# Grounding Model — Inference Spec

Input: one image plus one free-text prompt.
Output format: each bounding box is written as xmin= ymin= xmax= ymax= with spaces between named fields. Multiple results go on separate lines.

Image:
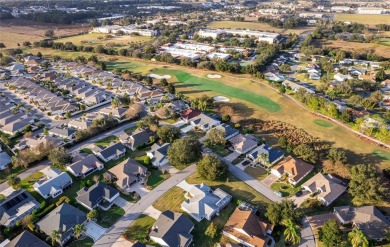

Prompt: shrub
xmin=35 ymin=204 xmax=55 ymax=218
xmin=56 ymin=196 xmax=71 ymax=206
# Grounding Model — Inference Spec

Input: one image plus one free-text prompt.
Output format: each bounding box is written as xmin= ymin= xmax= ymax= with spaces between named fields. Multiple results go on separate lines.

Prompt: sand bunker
xmin=213 ymin=96 xmax=230 ymax=102
xmin=207 ymin=74 xmax=222 ymax=79
xmin=148 ymin=74 xmax=171 ymax=79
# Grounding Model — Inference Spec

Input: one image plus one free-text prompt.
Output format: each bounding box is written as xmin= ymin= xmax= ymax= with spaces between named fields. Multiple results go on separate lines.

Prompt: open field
xmin=57 ymin=33 xmax=151 ymax=48
xmin=314 ymin=119 xmax=333 ymax=128
xmin=314 ymin=39 xmax=390 ymax=59
xmin=334 ymin=14 xmax=390 ymax=26
xmin=207 ymin=21 xmax=313 ymax=34
xmin=28 ymin=49 xmax=390 ymax=171
xmin=0 ymin=19 xmax=89 ymax=49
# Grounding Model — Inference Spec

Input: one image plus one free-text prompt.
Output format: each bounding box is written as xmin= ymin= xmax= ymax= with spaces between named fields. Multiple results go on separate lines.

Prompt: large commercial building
xmin=357 ymin=7 xmax=386 ymax=14
xmin=93 ymin=25 xmax=158 ymax=37
xmin=198 ymin=28 xmax=280 ymax=44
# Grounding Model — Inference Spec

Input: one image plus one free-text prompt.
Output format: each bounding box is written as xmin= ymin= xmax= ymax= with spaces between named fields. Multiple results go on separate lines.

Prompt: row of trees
xmin=22 ymin=10 xmax=99 ymax=24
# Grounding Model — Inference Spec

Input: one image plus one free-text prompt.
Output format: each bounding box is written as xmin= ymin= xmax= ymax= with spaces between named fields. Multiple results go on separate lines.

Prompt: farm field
xmin=0 ymin=19 xmax=89 ymax=49
xmin=56 ymin=33 xmax=151 ymax=48
xmin=207 ymin=20 xmax=313 ymax=34
xmin=28 ymin=48 xmax=390 ymax=171
xmin=314 ymin=39 xmax=390 ymax=59
xmin=334 ymin=14 xmax=390 ymax=26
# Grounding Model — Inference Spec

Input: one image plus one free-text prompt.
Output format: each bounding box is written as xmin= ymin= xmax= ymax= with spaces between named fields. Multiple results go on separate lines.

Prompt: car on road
xmin=274 ymin=191 xmax=283 ymax=197
xmin=295 ymin=190 xmax=303 ymax=197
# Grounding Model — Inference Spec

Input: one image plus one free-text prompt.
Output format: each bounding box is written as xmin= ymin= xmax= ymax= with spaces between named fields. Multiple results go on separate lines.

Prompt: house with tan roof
xmin=271 ymin=156 xmax=314 ymax=186
xmin=222 ymin=208 xmax=273 ymax=247
xmin=104 ymin=158 xmax=147 ymax=190
xmin=334 ymin=206 xmax=390 ymax=241
xmin=66 ymin=154 xmax=104 ymax=178
xmin=229 ymin=134 xmax=258 ymax=154
xmin=302 ymin=173 xmax=346 ymax=206
xmin=68 ymin=119 xmax=92 ymax=130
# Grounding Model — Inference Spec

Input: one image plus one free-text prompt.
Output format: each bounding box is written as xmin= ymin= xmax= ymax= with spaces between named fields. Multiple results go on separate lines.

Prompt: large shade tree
xmin=168 ymin=137 xmax=202 ymax=167
xmin=197 ymin=155 xmax=227 ymax=181
xmin=348 ymin=227 xmax=369 ymax=247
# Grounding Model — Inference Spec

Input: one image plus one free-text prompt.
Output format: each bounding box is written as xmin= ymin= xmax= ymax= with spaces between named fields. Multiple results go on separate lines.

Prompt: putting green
xmin=373 ymin=149 xmax=390 ymax=161
xmin=155 ymin=69 xmax=281 ymax=112
xmin=314 ymin=119 xmax=333 ymax=128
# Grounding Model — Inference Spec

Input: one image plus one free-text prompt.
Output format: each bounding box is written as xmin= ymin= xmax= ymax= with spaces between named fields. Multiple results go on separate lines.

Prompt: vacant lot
xmin=207 ymin=21 xmax=313 ymax=34
xmin=335 ymin=14 xmax=390 ymax=26
xmin=57 ymin=33 xmax=151 ymax=48
xmin=314 ymin=39 xmax=390 ymax=59
xmin=0 ymin=19 xmax=88 ymax=48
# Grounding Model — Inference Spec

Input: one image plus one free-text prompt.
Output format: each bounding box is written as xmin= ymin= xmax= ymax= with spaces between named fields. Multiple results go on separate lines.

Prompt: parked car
xmin=242 ymin=160 xmax=250 ymax=166
xmin=295 ymin=190 xmax=303 ymax=197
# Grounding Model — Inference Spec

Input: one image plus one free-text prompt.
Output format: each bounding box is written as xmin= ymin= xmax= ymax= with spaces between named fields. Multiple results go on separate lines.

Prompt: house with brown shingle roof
xmin=334 ymin=206 xmax=390 ymax=241
xmin=302 ymin=173 xmax=346 ymax=206
xmin=222 ymin=208 xmax=273 ymax=247
xmin=271 ymin=156 xmax=314 ymax=186
xmin=104 ymin=158 xmax=147 ymax=190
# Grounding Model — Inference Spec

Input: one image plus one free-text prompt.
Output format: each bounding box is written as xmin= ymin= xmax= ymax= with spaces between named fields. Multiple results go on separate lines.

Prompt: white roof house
xmin=33 ymin=168 xmax=73 ymax=199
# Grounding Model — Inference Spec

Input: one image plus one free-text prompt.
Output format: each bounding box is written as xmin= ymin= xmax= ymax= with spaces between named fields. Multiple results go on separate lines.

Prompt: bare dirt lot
xmin=314 ymin=39 xmax=390 ymax=59
xmin=0 ymin=19 xmax=89 ymax=48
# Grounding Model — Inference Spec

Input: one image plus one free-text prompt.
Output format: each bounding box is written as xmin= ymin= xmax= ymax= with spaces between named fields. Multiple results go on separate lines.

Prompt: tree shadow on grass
xmin=214 ymin=102 xmax=255 ymax=119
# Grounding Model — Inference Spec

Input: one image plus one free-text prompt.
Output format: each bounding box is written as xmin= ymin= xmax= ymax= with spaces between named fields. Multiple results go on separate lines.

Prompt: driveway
xmin=144 ymin=205 xmax=162 ymax=220
xmin=159 ymin=164 xmax=179 ymax=174
xmin=290 ymin=190 xmax=311 ymax=207
xmin=113 ymin=197 xmax=133 ymax=210
xmin=299 ymin=217 xmax=316 ymax=247
xmin=129 ymin=183 xmax=150 ymax=197
xmin=85 ymin=221 xmax=106 ymax=242
xmin=111 ymin=236 xmax=133 ymax=247
xmin=180 ymin=125 xmax=193 ymax=133
xmin=224 ymin=151 xmax=240 ymax=162
xmin=262 ymin=174 xmax=278 ymax=187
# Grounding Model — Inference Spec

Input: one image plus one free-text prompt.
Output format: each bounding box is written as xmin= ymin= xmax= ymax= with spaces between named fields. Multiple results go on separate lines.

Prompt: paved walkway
xmin=262 ymin=174 xmax=278 ymax=187
xmin=299 ymin=217 xmax=316 ymax=247
xmin=93 ymin=164 xmax=196 ymax=247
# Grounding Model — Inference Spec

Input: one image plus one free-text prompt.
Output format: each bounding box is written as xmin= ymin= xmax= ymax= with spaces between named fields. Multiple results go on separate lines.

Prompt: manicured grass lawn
xmin=97 ymin=206 xmax=125 ymax=228
xmin=80 ymin=148 xmax=93 ymax=154
xmin=244 ymin=167 xmax=269 ymax=181
xmin=314 ymin=119 xmax=333 ymax=128
xmin=124 ymin=126 xmax=137 ymax=134
xmin=147 ymin=170 xmax=171 ymax=188
xmin=153 ymin=171 xmax=271 ymax=247
xmin=20 ymin=172 xmax=43 ymax=190
xmin=124 ymin=214 xmax=156 ymax=245
xmin=271 ymin=182 xmax=301 ymax=198
xmin=94 ymin=135 xmax=119 ymax=147
xmin=154 ymin=69 xmax=281 ymax=112
xmin=68 ymin=237 xmax=94 ymax=247
xmin=204 ymin=143 xmax=230 ymax=157
xmin=373 ymin=149 xmax=390 ymax=161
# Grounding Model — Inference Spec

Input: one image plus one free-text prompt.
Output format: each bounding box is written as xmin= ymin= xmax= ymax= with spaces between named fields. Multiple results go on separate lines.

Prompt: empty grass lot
xmin=244 ymin=167 xmax=269 ymax=181
xmin=94 ymin=135 xmax=119 ymax=147
xmin=124 ymin=214 xmax=156 ymax=245
xmin=334 ymin=14 xmax=390 ymax=26
xmin=97 ymin=206 xmax=125 ymax=228
xmin=154 ymin=69 xmax=281 ymax=112
xmin=314 ymin=119 xmax=333 ymax=128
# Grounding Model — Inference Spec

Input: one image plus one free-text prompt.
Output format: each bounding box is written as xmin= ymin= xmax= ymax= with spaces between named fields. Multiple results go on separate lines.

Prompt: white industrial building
xmin=206 ymin=52 xmax=231 ymax=60
xmin=92 ymin=25 xmax=157 ymax=37
xmin=331 ymin=6 xmax=351 ymax=12
xmin=357 ymin=7 xmax=386 ymax=14
xmin=198 ymin=28 xmax=279 ymax=44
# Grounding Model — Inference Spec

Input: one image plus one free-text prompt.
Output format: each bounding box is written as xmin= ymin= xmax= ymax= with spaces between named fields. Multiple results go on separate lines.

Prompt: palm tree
xmin=73 ymin=224 xmax=85 ymax=240
xmin=51 ymin=230 xmax=61 ymax=246
xmin=348 ymin=227 xmax=369 ymax=247
xmin=87 ymin=210 xmax=98 ymax=221
xmin=283 ymin=219 xmax=301 ymax=245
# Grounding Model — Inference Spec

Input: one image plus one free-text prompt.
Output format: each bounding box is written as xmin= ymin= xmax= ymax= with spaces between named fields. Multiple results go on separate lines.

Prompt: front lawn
xmin=123 ymin=214 xmax=156 ymax=245
xmin=94 ymin=135 xmax=119 ymax=147
xmin=124 ymin=126 xmax=137 ymax=134
xmin=147 ymin=170 xmax=170 ymax=188
xmin=20 ymin=172 xmax=43 ymax=190
xmin=204 ymin=143 xmax=230 ymax=157
xmin=270 ymin=182 xmax=301 ymax=197
xmin=153 ymin=186 xmax=185 ymax=213
xmin=244 ymin=167 xmax=269 ymax=181
xmin=68 ymin=237 xmax=94 ymax=247
xmin=79 ymin=148 xmax=93 ymax=154
xmin=97 ymin=206 xmax=125 ymax=228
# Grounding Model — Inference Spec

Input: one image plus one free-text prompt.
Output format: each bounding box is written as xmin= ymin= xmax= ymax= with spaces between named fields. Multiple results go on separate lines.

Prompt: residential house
xmin=14 ymin=135 xmax=63 ymax=151
xmin=302 ymin=173 xmax=347 ymax=206
xmin=92 ymin=142 xmax=126 ymax=163
xmin=0 ymin=152 xmax=12 ymax=170
xmin=49 ymin=127 xmax=77 ymax=139
xmin=68 ymin=119 xmax=92 ymax=130
xmin=229 ymin=134 xmax=258 ymax=154
xmin=334 ymin=206 xmax=390 ymax=241
xmin=33 ymin=168 xmax=73 ymax=199
xmin=1 ymin=119 xmax=32 ymax=136
xmin=223 ymin=208 xmax=273 ymax=247
xmin=246 ymin=144 xmax=284 ymax=168
xmin=99 ymin=106 xmax=127 ymax=119
xmin=190 ymin=113 xmax=221 ymax=131
xmin=181 ymin=108 xmax=201 ymax=123
xmin=146 ymin=143 xmax=170 ymax=167
xmin=271 ymin=156 xmax=314 ymax=186
xmin=119 ymin=128 xmax=153 ymax=151
xmin=76 ymin=182 xmax=119 ymax=211
xmin=282 ymin=80 xmax=315 ymax=94
xmin=36 ymin=203 xmax=87 ymax=246
xmin=150 ymin=210 xmax=194 ymax=247
xmin=0 ymin=190 xmax=40 ymax=227
xmin=334 ymin=73 xmax=352 ymax=82
xmin=180 ymin=183 xmax=232 ymax=222
xmin=104 ymin=158 xmax=147 ymax=190
xmin=0 ymin=112 xmax=26 ymax=127
xmin=3 ymin=230 xmax=50 ymax=247
xmin=264 ymin=72 xmax=284 ymax=82
xmin=66 ymin=154 xmax=104 ymax=178
xmin=215 ymin=123 xmax=239 ymax=140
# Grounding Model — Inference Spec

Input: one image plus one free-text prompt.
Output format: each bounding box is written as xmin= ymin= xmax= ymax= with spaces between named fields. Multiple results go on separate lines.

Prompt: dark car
xmin=295 ymin=190 xmax=303 ymax=197
xmin=242 ymin=160 xmax=251 ymax=166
